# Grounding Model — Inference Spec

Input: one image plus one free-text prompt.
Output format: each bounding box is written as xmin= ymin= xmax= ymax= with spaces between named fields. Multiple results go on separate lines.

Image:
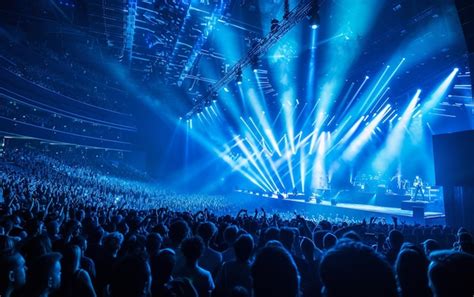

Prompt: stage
xmin=235 ymin=190 xmax=445 ymax=225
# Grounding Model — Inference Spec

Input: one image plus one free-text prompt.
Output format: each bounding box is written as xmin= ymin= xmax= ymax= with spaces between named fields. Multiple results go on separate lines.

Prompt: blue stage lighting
xmin=342 ymin=104 xmax=391 ymax=162
xmin=371 ymin=89 xmax=421 ymax=172
xmin=236 ymin=67 xmax=243 ymax=84
xmin=421 ymin=68 xmax=459 ymax=114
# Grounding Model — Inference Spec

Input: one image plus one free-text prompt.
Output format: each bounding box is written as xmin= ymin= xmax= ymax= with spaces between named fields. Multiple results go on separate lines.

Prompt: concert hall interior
xmin=1 ymin=1 xmax=474 ymax=297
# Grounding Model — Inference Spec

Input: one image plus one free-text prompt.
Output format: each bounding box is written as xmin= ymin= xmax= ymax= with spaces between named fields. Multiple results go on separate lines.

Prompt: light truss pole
xmin=185 ymin=0 xmax=316 ymax=119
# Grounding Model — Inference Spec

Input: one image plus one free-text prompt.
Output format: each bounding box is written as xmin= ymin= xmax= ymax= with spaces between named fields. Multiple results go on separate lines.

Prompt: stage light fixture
xmin=211 ymin=91 xmax=218 ymax=102
xmin=251 ymin=56 xmax=259 ymax=73
xmin=308 ymin=0 xmax=320 ymax=29
xmin=271 ymin=19 xmax=280 ymax=32
xmin=236 ymin=67 xmax=243 ymax=84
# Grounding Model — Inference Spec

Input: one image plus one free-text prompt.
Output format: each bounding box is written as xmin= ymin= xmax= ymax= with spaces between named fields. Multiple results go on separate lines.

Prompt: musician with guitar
xmin=412 ymin=175 xmax=425 ymax=201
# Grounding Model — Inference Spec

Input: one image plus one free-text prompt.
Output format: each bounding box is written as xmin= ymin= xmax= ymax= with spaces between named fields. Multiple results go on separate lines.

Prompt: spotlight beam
xmin=245 ymin=137 xmax=281 ymax=192
xmin=340 ymin=76 xmax=369 ymax=120
xmin=358 ymin=66 xmax=390 ymax=114
xmin=342 ymin=104 xmax=391 ymax=162
xmin=371 ymin=90 xmax=421 ymax=171
xmin=360 ymin=58 xmax=405 ymax=115
xmin=235 ymin=137 xmax=276 ymax=192
xmin=422 ymin=68 xmax=459 ymax=113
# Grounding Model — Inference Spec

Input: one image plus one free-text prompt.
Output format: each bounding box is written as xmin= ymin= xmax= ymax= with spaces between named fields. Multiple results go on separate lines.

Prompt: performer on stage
xmin=412 ymin=175 xmax=425 ymax=201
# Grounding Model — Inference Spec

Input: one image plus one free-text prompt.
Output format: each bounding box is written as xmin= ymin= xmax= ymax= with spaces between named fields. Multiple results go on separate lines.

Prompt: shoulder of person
xmin=76 ymin=268 xmax=92 ymax=282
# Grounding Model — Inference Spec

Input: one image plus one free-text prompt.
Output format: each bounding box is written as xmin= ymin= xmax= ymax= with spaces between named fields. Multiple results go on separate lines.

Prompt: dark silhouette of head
xmin=323 ymin=233 xmax=337 ymax=250
xmin=146 ymin=233 xmax=162 ymax=257
xmin=61 ymin=244 xmax=81 ymax=274
xmin=342 ymin=230 xmax=361 ymax=242
xmin=110 ymin=255 xmax=151 ymax=297
xmin=169 ymin=220 xmax=189 ymax=247
xmin=0 ymin=235 xmax=15 ymax=257
xmin=87 ymin=226 xmax=104 ymax=245
xmin=300 ymin=237 xmax=316 ymax=261
xmin=313 ymin=230 xmax=329 ymax=249
xmin=70 ymin=236 xmax=87 ymax=255
xmin=223 ymin=225 xmax=239 ymax=246
xmin=263 ymin=227 xmax=280 ymax=245
xmin=25 ymin=234 xmax=52 ymax=263
xmin=0 ymin=253 xmax=27 ymax=295
xmin=457 ymin=232 xmax=474 ymax=255
xmin=396 ymin=248 xmax=431 ymax=297
xmin=181 ymin=236 xmax=204 ymax=266
xmin=197 ymin=222 xmax=217 ymax=246
xmin=151 ymin=248 xmax=175 ymax=285
xmin=388 ymin=229 xmax=404 ymax=250
xmin=25 ymin=219 xmax=44 ymax=237
xmin=251 ymin=245 xmax=299 ymax=297
xmin=429 ymin=250 xmax=474 ymax=297
xmin=234 ymin=234 xmax=254 ymax=262
xmin=103 ymin=232 xmax=123 ymax=256
xmin=25 ymin=252 xmax=62 ymax=296
xmin=46 ymin=220 xmax=60 ymax=237
xmin=280 ymin=227 xmax=296 ymax=252
xmin=422 ymin=239 xmax=440 ymax=257
xmin=320 ymin=239 xmax=398 ymax=297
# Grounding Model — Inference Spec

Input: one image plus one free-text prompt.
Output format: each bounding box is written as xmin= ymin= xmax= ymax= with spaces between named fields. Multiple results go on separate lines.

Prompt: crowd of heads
xmin=1 ymin=148 xmax=474 ymax=297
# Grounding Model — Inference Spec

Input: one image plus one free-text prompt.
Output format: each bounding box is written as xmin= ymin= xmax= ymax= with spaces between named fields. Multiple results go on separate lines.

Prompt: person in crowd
xmin=174 ymin=236 xmax=214 ymax=297
xmin=385 ymin=229 xmax=405 ymax=265
xmin=95 ymin=232 xmax=123 ymax=296
xmin=422 ymin=239 xmax=441 ymax=257
xmin=22 ymin=252 xmax=62 ymax=297
xmin=299 ymin=237 xmax=322 ymax=297
xmin=428 ymin=250 xmax=474 ymax=297
xmin=57 ymin=244 xmax=96 ymax=297
xmin=320 ymin=239 xmax=398 ymax=297
xmin=261 ymin=227 xmax=280 ymax=247
xmin=279 ymin=227 xmax=296 ymax=253
xmin=109 ymin=255 xmax=151 ymax=297
xmin=322 ymin=233 xmax=337 ymax=250
xmin=396 ymin=248 xmax=432 ymax=297
xmin=0 ymin=253 xmax=27 ymax=297
xmin=197 ymin=222 xmax=222 ymax=277
xmin=215 ymin=234 xmax=253 ymax=296
xmin=85 ymin=226 xmax=104 ymax=265
xmin=169 ymin=220 xmax=190 ymax=274
xmin=251 ymin=245 xmax=299 ymax=297
xmin=342 ymin=230 xmax=361 ymax=242
xmin=146 ymin=233 xmax=162 ymax=259
xmin=150 ymin=248 xmax=175 ymax=297
xmin=455 ymin=232 xmax=474 ymax=255
xmin=0 ymin=235 xmax=16 ymax=257
xmin=70 ymin=235 xmax=96 ymax=280
xmin=312 ymin=230 xmax=329 ymax=250
xmin=221 ymin=225 xmax=239 ymax=263
xmin=46 ymin=221 xmax=62 ymax=247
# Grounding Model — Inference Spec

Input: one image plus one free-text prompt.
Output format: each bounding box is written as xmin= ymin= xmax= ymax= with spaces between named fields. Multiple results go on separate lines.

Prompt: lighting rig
xmin=184 ymin=0 xmax=319 ymax=120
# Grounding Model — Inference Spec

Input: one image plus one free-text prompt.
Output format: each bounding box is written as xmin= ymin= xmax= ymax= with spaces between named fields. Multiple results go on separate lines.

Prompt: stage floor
xmin=236 ymin=191 xmax=445 ymax=224
xmin=294 ymin=199 xmax=444 ymax=218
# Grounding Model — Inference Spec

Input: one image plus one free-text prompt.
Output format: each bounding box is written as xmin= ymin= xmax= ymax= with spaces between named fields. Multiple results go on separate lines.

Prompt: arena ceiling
xmin=0 ymin=0 xmax=469 ymax=115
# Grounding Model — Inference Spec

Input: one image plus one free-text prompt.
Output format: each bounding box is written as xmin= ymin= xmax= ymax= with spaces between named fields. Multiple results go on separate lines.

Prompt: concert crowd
xmin=1 ymin=147 xmax=474 ymax=297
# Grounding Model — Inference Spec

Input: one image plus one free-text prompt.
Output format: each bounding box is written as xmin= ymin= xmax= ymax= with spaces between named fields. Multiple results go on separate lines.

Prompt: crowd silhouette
xmin=1 ymin=147 xmax=474 ymax=297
